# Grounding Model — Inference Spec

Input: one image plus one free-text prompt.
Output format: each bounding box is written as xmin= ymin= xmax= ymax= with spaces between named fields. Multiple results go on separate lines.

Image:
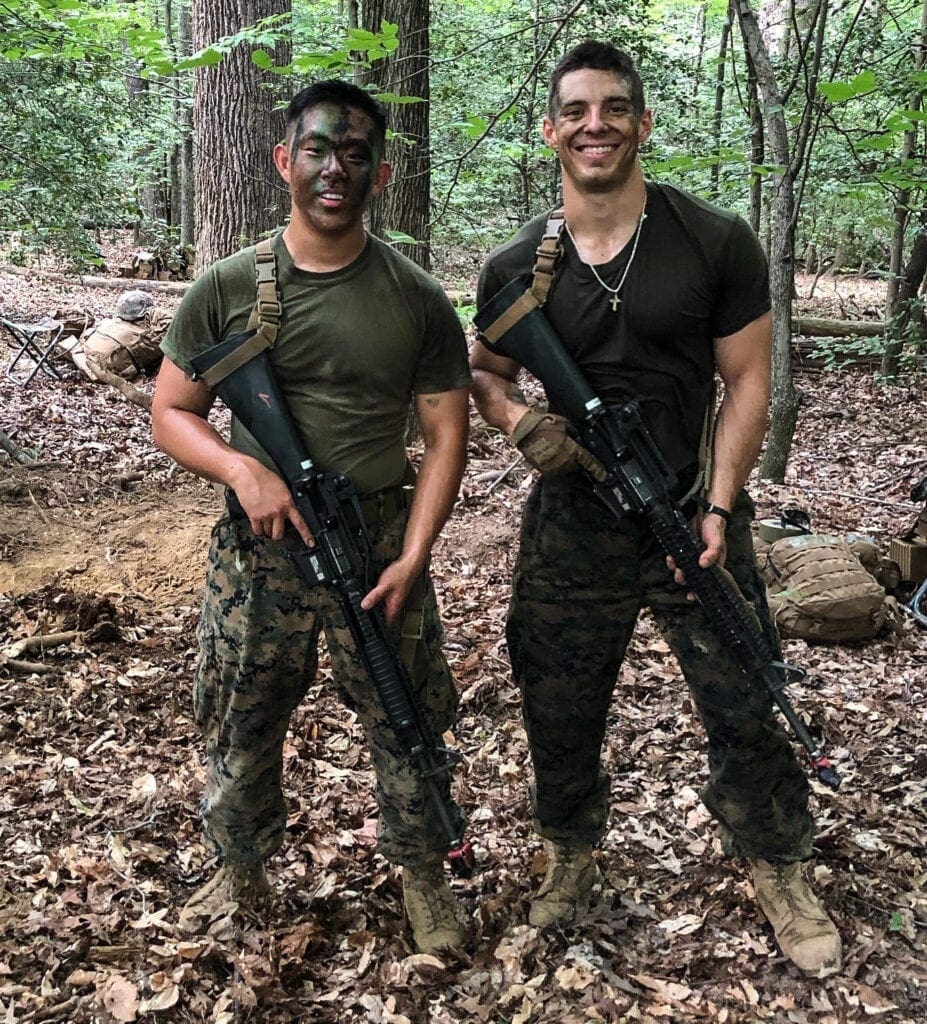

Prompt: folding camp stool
xmin=2 ymin=316 xmax=66 ymax=385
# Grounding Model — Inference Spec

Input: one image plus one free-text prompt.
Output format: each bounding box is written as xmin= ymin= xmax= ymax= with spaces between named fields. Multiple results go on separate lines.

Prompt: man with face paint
xmin=470 ymin=41 xmax=842 ymax=975
xmin=152 ymin=80 xmax=471 ymax=954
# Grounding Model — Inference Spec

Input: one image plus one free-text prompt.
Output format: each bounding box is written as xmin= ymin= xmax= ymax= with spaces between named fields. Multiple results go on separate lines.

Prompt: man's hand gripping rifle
xmin=475 ymin=278 xmax=840 ymax=791
xmin=190 ymin=330 xmax=476 ymax=877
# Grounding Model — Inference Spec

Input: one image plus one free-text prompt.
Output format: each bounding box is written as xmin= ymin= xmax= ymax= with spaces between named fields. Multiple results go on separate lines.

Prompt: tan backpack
xmin=81 ymin=309 xmax=171 ymax=380
xmin=758 ymin=534 xmax=888 ymax=643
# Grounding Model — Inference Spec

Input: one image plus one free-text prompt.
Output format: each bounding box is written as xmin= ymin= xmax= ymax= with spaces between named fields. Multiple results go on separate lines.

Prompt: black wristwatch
xmin=702 ymin=501 xmax=731 ymax=523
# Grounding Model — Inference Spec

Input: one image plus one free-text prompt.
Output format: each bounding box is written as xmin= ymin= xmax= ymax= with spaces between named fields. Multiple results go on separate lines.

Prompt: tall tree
xmin=735 ymin=0 xmax=827 ymax=481
xmin=882 ymin=0 xmax=927 ymax=379
xmin=362 ymin=0 xmax=431 ymax=270
xmin=192 ymin=0 xmax=291 ymax=270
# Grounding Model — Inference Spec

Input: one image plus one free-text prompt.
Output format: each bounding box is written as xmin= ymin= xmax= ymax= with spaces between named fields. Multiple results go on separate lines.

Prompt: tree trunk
xmin=125 ymin=68 xmax=158 ymax=246
xmin=736 ymin=0 xmax=800 ymax=482
xmin=882 ymin=0 xmax=927 ymax=379
xmin=743 ymin=45 xmax=764 ymax=236
xmin=178 ymin=1 xmax=195 ymax=248
xmin=710 ymin=7 xmax=732 ymax=201
xmin=882 ymin=218 xmax=927 ymax=374
xmin=361 ymin=0 xmax=432 ymax=270
xmin=192 ymin=0 xmax=292 ymax=271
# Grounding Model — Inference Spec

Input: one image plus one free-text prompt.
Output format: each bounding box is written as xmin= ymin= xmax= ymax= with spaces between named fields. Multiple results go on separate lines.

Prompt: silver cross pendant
xmin=610 ymin=293 xmax=622 ymax=311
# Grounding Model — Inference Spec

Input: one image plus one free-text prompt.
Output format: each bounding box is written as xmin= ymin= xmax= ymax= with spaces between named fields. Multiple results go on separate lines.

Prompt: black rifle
xmin=190 ymin=330 xmax=475 ymax=876
xmin=476 ymin=278 xmax=840 ymax=790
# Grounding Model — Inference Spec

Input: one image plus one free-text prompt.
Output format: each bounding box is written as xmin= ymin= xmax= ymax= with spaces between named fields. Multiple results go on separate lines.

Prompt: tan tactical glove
xmin=510 ymin=408 xmax=606 ymax=480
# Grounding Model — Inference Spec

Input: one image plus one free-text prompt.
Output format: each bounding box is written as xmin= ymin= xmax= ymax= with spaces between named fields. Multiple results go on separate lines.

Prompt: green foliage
xmin=1 ymin=0 xmax=926 ymax=280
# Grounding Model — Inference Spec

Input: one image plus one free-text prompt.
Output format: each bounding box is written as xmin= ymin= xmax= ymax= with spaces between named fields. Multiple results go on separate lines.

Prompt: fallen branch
xmin=22 ymin=995 xmax=83 ymax=1023
xmin=0 ymin=425 xmax=37 ymax=465
xmin=3 ymin=658 xmax=59 ymax=674
xmin=486 ymin=454 xmax=525 ymax=495
xmin=763 ymin=483 xmax=920 ymax=510
xmin=3 ymin=630 xmax=80 ymax=659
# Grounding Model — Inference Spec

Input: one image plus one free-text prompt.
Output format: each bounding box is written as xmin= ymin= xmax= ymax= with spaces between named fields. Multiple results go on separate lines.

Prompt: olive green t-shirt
xmin=477 ymin=182 xmax=770 ymax=477
xmin=162 ymin=233 xmax=471 ymax=495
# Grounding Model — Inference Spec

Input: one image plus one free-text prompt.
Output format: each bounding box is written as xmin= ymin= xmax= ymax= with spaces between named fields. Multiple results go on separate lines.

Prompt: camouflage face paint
xmin=285 ymin=102 xmax=384 ymax=236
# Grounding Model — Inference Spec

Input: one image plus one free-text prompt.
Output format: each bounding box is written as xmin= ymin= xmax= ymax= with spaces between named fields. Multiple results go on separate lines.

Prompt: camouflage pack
xmin=758 ymin=534 xmax=888 ymax=643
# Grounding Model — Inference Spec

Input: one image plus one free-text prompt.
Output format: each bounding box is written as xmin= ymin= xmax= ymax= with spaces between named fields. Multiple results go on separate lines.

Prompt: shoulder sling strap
xmin=479 ymin=209 xmax=565 ymax=345
xmin=196 ymin=237 xmax=283 ymax=389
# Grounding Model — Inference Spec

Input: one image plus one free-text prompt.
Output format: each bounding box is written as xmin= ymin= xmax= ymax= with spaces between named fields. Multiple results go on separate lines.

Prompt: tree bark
xmin=361 ymin=0 xmax=432 ymax=270
xmin=710 ymin=7 xmax=732 ymax=201
xmin=178 ymin=1 xmax=196 ymax=248
xmin=882 ymin=0 xmax=927 ymax=379
xmin=192 ymin=0 xmax=292 ymax=271
xmin=736 ymin=0 xmax=801 ymax=482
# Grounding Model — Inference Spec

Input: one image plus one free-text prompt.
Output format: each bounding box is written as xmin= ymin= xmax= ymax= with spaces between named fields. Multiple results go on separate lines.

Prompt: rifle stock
xmin=475 ymin=288 xmax=841 ymax=790
xmin=190 ymin=331 xmax=475 ymax=875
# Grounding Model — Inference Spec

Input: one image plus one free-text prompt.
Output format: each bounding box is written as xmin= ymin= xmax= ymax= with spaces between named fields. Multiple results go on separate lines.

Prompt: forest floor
xmin=0 ymin=253 xmax=926 ymax=1024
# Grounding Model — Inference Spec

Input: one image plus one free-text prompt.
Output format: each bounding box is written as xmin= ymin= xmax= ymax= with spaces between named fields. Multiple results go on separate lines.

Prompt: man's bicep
xmin=714 ymin=311 xmax=772 ymax=390
xmin=414 ymin=386 xmax=469 ymax=446
xmin=152 ymin=356 xmax=215 ymax=420
xmin=469 ymin=338 xmax=521 ymax=380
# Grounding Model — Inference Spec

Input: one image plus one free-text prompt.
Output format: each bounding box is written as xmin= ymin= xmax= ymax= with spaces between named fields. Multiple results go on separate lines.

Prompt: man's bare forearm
xmin=153 ymin=406 xmax=256 ymax=489
xmin=707 ymin=386 xmax=768 ymax=511
xmin=471 ymin=368 xmax=529 ymax=436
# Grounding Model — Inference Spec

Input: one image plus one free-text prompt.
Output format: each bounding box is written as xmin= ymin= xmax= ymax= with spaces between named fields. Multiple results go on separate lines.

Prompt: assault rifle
xmin=475 ymin=278 xmax=840 ymax=790
xmin=190 ymin=330 xmax=476 ymax=876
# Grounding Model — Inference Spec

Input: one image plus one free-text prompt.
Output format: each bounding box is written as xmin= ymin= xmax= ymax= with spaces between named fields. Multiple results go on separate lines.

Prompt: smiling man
xmin=470 ymin=41 xmax=842 ymax=974
xmin=152 ymin=80 xmax=471 ymax=954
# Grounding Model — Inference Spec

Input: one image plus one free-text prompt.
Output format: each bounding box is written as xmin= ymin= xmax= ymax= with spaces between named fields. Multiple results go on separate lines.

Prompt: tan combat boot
xmin=751 ymin=859 xmax=842 ymax=974
xmin=177 ymin=861 xmax=272 ymax=933
xmin=529 ymin=842 xmax=602 ymax=929
xmin=402 ymin=861 xmax=466 ymax=955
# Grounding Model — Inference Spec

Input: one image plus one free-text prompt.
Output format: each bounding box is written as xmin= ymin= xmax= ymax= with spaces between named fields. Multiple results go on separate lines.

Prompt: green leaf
xmin=889 ymin=911 xmax=905 ymax=932
xmin=385 ymin=230 xmax=420 ymax=245
xmin=819 ymin=81 xmax=855 ymax=102
xmin=452 ymin=114 xmax=488 ymax=139
xmin=819 ymin=70 xmax=877 ymax=103
xmin=251 ymin=49 xmax=273 ymax=69
xmin=750 ymin=162 xmax=787 ymax=176
xmin=373 ymin=92 xmax=425 ymax=105
xmin=857 ymin=133 xmax=896 ymax=152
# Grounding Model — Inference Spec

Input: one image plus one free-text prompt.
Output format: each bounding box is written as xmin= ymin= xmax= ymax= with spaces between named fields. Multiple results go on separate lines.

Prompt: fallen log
xmin=0 ymin=264 xmax=191 ymax=295
xmin=793 ymin=315 xmax=886 ymax=337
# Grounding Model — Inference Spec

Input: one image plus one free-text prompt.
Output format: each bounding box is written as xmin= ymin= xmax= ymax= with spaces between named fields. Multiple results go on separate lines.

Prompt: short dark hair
xmin=285 ymin=79 xmax=388 ymax=149
xmin=548 ymin=40 xmax=645 ymax=119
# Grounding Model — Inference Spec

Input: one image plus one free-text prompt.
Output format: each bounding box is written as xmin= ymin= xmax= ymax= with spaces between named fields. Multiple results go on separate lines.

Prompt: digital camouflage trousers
xmin=192 ymin=507 xmax=462 ymax=867
xmin=507 ymin=475 xmax=814 ymax=864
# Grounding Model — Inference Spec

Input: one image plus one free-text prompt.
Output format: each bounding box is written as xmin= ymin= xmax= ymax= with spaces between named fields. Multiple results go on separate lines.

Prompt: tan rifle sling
xmin=196 ymin=237 xmax=282 ymax=389
xmin=478 ymin=208 xmax=564 ymax=346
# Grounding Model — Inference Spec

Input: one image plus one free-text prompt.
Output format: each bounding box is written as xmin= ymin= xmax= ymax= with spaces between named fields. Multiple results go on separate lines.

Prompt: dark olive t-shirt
xmin=163 ymin=232 xmax=471 ymax=495
xmin=477 ymin=182 xmax=770 ymax=475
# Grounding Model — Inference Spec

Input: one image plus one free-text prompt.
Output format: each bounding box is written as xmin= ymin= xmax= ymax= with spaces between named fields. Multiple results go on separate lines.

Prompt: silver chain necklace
xmin=564 ymin=204 xmax=647 ymax=311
